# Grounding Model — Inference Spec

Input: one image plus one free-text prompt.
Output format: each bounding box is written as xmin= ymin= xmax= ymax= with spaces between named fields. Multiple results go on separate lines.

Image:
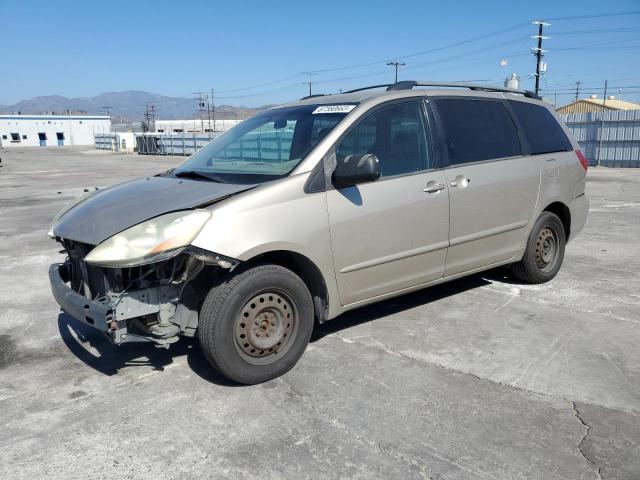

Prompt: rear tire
xmin=198 ymin=264 xmax=314 ymax=385
xmin=512 ymin=212 xmax=566 ymax=284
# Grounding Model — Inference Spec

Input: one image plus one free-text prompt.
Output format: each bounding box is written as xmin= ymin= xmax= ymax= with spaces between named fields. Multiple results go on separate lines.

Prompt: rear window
xmin=508 ymin=101 xmax=572 ymax=155
xmin=434 ymin=98 xmax=521 ymax=165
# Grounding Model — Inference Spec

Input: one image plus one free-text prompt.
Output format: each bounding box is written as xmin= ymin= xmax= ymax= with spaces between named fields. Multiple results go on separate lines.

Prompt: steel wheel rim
xmin=535 ymin=226 xmax=558 ymax=273
xmin=234 ymin=290 xmax=298 ymax=365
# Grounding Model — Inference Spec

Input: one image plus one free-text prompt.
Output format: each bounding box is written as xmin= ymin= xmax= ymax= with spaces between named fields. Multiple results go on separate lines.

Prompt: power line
xmin=546 ymin=10 xmax=640 ymax=21
xmin=177 ymin=12 xmax=640 ymax=100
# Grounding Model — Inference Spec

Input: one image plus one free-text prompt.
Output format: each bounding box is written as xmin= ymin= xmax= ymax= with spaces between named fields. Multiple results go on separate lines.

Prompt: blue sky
xmin=2 ymin=0 xmax=639 ymax=107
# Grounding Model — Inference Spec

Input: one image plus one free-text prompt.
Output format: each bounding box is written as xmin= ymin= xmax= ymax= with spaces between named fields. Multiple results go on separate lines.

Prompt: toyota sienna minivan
xmin=49 ymin=81 xmax=589 ymax=384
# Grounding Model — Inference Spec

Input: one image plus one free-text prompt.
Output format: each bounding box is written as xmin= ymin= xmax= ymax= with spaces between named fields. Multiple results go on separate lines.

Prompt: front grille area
xmin=61 ymin=239 xmax=189 ymax=300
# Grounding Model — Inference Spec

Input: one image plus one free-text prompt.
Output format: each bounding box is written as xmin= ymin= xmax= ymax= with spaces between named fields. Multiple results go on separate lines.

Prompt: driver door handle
xmin=423 ymin=183 xmax=446 ymax=193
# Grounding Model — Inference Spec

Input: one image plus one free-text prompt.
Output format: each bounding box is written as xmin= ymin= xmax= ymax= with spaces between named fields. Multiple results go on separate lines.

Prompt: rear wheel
xmin=198 ymin=264 xmax=314 ymax=385
xmin=512 ymin=212 xmax=566 ymax=284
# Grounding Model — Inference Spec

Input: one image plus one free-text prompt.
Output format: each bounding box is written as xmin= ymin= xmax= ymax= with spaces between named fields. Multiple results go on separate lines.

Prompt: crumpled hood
xmin=53 ymin=176 xmax=254 ymax=245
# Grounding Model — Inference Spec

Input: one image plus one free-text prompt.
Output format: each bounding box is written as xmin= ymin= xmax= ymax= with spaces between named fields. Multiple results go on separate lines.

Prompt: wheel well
xmin=543 ymin=202 xmax=571 ymax=239
xmin=244 ymin=251 xmax=329 ymax=323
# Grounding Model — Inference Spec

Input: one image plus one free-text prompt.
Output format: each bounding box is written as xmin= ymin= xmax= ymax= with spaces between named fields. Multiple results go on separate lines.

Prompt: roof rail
xmin=300 ymin=93 xmax=327 ymax=100
xmin=344 ymin=81 xmax=541 ymax=100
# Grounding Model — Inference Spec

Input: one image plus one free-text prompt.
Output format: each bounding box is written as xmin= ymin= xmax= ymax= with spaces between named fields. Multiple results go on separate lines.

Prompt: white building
xmin=0 ymin=114 xmax=111 ymax=148
xmin=154 ymin=119 xmax=240 ymax=133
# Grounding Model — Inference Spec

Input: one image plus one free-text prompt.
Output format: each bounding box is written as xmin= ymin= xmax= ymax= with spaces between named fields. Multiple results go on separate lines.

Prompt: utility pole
xmin=193 ymin=92 xmax=207 ymax=132
xmin=386 ymin=61 xmax=406 ymax=83
xmin=210 ymin=88 xmax=217 ymax=133
xmin=574 ymin=81 xmax=581 ymax=102
xmin=531 ymin=20 xmax=550 ymax=96
xmin=143 ymin=104 xmax=151 ymax=133
xmin=597 ymin=80 xmax=608 ymax=167
xmin=302 ymin=72 xmax=317 ymax=96
xmin=150 ymin=104 xmax=156 ymax=132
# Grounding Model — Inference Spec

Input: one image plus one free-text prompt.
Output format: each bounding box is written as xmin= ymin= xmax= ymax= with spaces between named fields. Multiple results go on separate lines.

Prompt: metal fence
xmin=560 ymin=110 xmax=640 ymax=168
xmin=136 ymin=133 xmax=222 ymax=155
xmin=95 ymin=133 xmax=120 ymax=151
xmin=134 ymin=131 xmax=297 ymax=159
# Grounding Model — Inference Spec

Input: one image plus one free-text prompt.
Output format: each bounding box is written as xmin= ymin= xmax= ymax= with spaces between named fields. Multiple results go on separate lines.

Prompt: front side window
xmin=336 ymin=102 xmax=431 ymax=177
xmin=175 ymin=105 xmax=349 ymax=184
xmin=10 ymin=133 xmax=20 ymax=142
xmin=508 ymin=100 xmax=572 ymax=155
xmin=435 ymin=98 xmax=521 ymax=165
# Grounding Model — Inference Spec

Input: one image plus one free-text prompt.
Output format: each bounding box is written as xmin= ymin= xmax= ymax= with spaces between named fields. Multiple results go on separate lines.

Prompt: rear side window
xmin=434 ymin=98 xmax=521 ymax=165
xmin=508 ymin=101 xmax=572 ymax=154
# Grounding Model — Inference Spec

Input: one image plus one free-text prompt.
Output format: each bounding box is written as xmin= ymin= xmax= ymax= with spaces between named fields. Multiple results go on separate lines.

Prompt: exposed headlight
xmin=84 ymin=210 xmax=211 ymax=267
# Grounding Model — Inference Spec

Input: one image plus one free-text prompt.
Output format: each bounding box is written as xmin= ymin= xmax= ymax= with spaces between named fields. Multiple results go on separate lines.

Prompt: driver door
xmin=326 ymin=101 xmax=449 ymax=305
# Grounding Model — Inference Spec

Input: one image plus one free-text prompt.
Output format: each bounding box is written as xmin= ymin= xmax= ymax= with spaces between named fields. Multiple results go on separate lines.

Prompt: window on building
xmin=22 ymin=135 xmax=27 ymax=140
xmin=10 ymin=133 xmax=20 ymax=142
xmin=434 ymin=98 xmax=521 ymax=165
xmin=336 ymin=101 xmax=431 ymax=177
xmin=56 ymin=132 xmax=65 ymax=140
xmin=1 ymin=135 xmax=7 ymax=140
xmin=173 ymin=129 xmax=184 ymax=133
xmin=508 ymin=101 xmax=573 ymax=155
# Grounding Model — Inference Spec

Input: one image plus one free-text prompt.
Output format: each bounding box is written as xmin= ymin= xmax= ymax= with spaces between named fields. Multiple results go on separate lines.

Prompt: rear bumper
xmin=569 ymin=194 xmax=589 ymax=241
xmin=49 ymin=262 xmax=174 ymax=344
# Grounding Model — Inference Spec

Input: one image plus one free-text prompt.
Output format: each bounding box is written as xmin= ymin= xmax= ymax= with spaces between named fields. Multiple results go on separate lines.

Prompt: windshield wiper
xmin=174 ymin=170 xmax=224 ymax=182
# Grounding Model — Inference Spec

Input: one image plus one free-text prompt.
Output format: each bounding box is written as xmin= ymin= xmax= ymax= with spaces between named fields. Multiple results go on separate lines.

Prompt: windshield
xmin=173 ymin=104 xmax=353 ymax=184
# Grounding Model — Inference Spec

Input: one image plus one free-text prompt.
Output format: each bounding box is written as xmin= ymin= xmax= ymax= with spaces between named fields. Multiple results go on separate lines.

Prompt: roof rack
xmin=344 ymin=81 xmax=541 ymax=100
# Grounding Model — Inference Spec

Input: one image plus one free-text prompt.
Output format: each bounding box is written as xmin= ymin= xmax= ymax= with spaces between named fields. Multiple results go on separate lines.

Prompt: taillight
xmin=576 ymin=150 xmax=589 ymax=171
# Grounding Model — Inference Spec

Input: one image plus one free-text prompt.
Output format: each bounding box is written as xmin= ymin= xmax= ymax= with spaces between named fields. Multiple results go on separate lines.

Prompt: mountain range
xmin=0 ymin=91 xmax=270 ymax=120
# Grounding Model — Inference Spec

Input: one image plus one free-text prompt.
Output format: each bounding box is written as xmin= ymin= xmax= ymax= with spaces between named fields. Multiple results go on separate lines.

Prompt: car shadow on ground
xmin=58 ymin=269 xmax=507 ymax=386
xmin=57 ymin=312 xmax=238 ymax=386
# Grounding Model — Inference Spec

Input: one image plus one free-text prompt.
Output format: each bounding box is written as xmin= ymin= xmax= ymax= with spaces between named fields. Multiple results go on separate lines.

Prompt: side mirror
xmin=332 ymin=154 xmax=381 ymax=188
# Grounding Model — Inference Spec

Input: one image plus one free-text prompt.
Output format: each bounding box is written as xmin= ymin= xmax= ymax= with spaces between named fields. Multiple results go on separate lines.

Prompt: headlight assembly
xmin=84 ymin=210 xmax=211 ymax=267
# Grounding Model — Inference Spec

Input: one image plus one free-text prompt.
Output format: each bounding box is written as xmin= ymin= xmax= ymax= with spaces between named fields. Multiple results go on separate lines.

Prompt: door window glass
xmin=336 ymin=102 xmax=430 ymax=177
xmin=435 ymin=98 xmax=521 ymax=165
xmin=508 ymin=101 xmax=572 ymax=154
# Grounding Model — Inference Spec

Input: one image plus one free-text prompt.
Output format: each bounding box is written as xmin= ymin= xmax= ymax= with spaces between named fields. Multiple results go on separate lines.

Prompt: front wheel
xmin=512 ymin=212 xmax=566 ymax=284
xmin=198 ymin=264 xmax=314 ymax=385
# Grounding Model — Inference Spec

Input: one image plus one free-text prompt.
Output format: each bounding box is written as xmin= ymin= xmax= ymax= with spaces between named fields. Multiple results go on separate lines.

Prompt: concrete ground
xmin=0 ymin=146 xmax=638 ymax=480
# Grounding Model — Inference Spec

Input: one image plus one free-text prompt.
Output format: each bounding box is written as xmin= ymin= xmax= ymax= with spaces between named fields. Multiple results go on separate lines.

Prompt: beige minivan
xmin=49 ymin=81 xmax=589 ymax=384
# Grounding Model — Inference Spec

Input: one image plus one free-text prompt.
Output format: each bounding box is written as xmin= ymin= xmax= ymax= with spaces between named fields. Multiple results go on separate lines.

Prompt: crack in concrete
xmin=331 ymin=331 xmax=640 ymax=416
xmin=572 ymin=402 xmax=603 ymax=480
xmin=279 ymin=377 xmax=433 ymax=480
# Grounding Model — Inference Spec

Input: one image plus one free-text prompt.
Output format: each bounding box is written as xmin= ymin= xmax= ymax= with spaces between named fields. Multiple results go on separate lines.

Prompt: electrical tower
xmin=531 ymin=20 xmax=550 ymax=96
xmin=101 ymin=106 xmax=112 ymax=117
xmin=575 ymin=81 xmax=582 ymax=102
xmin=386 ymin=61 xmax=406 ymax=83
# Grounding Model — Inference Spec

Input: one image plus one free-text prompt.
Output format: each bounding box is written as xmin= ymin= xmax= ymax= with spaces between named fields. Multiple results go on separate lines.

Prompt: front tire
xmin=198 ymin=264 xmax=314 ymax=385
xmin=512 ymin=212 xmax=566 ymax=284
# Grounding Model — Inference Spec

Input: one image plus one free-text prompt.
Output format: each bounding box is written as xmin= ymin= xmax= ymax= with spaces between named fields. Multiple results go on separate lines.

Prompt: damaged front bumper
xmin=49 ymin=261 xmax=181 ymax=345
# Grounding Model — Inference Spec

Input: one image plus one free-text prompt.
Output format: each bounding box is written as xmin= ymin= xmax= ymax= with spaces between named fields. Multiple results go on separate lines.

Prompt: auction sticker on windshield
xmin=312 ymin=105 xmax=356 ymax=114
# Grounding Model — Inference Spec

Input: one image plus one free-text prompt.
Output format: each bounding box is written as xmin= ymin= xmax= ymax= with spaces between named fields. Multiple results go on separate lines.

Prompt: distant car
xmin=49 ymin=81 xmax=589 ymax=384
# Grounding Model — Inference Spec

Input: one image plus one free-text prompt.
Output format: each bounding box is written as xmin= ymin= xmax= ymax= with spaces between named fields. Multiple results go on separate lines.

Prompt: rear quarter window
xmin=508 ymin=100 xmax=573 ymax=155
xmin=434 ymin=98 xmax=521 ymax=165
